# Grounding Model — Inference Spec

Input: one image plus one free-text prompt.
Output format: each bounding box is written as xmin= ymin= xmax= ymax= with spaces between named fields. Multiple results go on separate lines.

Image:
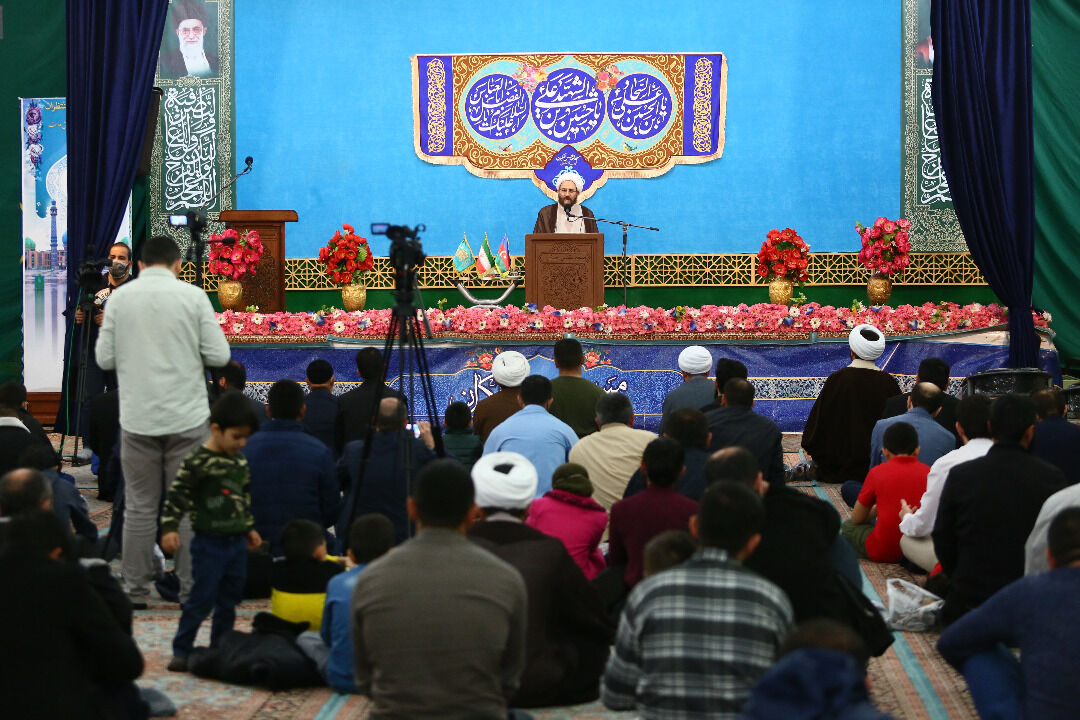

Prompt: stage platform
xmin=231 ymin=327 xmax=1059 ymax=433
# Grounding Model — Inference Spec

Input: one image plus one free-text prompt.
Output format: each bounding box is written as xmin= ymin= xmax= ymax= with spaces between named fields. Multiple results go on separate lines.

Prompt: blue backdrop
xmin=235 ymin=0 xmax=900 ymax=257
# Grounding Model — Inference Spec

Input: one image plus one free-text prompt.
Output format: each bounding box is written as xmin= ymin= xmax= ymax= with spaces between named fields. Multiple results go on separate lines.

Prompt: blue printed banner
xmin=412 ymin=53 xmax=727 ymax=200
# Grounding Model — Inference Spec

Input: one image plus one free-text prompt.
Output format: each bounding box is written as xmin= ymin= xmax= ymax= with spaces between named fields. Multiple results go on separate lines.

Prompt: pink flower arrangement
xmin=595 ymin=64 xmax=626 ymax=91
xmin=856 ymin=216 xmax=911 ymax=276
xmin=208 ymin=228 xmax=263 ymax=281
xmin=217 ymin=302 xmax=1048 ymax=339
xmin=513 ymin=64 xmax=548 ymax=92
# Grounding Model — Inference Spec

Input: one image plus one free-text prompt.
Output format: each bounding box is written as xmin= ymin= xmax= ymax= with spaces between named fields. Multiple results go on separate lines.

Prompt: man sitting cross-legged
xmin=301 ymin=358 xmax=338 ymax=453
xmin=601 ymin=481 xmax=793 ymax=719
xmin=351 ymin=459 xmax=528 ymax=719
xmin=938 ymin=508 xmax=1080 ymax=720
xmin=842 ymin=422 xmax=929 ymax=563
xmin=569 ymin=391 xmax=656 ymax=512
xmin=622 ymin=407 xmax=711 ymax=501
xmin=468 ymin=452 xmax=614 ymax=708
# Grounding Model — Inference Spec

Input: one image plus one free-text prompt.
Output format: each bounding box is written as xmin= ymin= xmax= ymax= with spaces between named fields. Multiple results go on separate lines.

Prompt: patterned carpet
xmin=62 ymin=434 xmax=975 ymax=719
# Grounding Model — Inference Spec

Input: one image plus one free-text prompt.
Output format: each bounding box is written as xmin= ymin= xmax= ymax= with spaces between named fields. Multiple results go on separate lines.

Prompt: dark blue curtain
xmin=57 ymin=0 xmax=168 ymax=433
xmin=931 ymin=0 xmax=1038 ymax=368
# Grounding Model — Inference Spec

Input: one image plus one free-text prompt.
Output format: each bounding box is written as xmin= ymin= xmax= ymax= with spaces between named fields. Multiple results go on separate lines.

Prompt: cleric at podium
xmin=533 ymin=170 xmax=599 ymax=234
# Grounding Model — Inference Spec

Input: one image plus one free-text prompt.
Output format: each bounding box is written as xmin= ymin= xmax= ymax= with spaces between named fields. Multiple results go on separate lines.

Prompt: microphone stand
xmin=185 ymin=160 xmax=253 ymax=288
xmin=566 ymin=208 xmax=659 ymax=307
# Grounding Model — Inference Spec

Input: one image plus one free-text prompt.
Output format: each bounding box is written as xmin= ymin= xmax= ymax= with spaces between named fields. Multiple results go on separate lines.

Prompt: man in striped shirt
xmin=601 ymin=481 xmax=793 ymax=719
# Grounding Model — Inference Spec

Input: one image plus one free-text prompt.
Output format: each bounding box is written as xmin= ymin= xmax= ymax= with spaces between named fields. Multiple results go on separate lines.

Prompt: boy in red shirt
xmin=841 ymin=422 xmax=929 ymax=562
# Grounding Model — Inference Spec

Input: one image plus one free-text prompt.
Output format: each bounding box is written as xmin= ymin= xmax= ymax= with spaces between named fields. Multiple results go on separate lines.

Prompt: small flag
xmin=496 ymin=234 xmax=511 ymax=276
xmin=452 ymin=234 xmax=474 ymax=274
xmin=475 ymin=233 xmax=497 ymax=277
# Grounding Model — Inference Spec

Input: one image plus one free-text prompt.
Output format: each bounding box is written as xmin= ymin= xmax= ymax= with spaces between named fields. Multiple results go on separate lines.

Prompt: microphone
xmin=245 ymin=156 xmax=253 ymax=169
xmin=564 ymin=204 xmax=573 ymax=219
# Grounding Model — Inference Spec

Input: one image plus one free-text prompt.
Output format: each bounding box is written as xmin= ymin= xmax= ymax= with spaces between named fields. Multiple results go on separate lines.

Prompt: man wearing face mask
xmin=72 ymin=242 xmax=133 ymax=459
xmin=159 ymin=0 xmax=220 ymax=79
xmin=533 ymin=169 xmax=600 ymax=234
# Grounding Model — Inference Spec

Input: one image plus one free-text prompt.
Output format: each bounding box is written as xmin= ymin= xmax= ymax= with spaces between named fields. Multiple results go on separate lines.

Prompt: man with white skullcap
xmin=473 ymin=350 xmax=531 ymax=443
xmin=468 ymin=452 xmax=613 ymax=707
xmin=533 ymin=169 xmax=600 ymax=234
xmin=660 ymin=346 xmax=718 ymax=431
xmin=802 ymin=325 xmax=901 ymax=485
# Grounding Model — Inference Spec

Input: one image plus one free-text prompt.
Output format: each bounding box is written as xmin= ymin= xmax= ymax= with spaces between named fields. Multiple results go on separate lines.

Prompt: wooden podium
xmin=524 ymin=233 xmax=605 ymax=310
xmin=219 ymin=210 xmax=297 ymax=313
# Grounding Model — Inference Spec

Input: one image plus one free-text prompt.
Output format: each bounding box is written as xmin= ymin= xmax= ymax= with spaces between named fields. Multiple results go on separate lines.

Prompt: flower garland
xmin=319 ymin=223 xmax=373 ymax=286
xmin=217 ymin=302 xmax=1049 ymax=339
xmin=208 ymin=228 xmax=263 ymax=280
xmin=856 ymin=216 xmax=911 ymax=276
xmin=757 ymin=228 xmax=810 ymax=283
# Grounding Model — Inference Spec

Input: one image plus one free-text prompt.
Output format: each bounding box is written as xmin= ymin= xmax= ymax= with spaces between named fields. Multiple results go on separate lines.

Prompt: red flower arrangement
xmin=319 ymin=223 xmax=374 ymax=286
xmin=756 ymin=228 xmax=810 ymax=282
xmin=856 ymin=217 xmax=912 ymax=276
xmin=208 ymin=228 xmax=263 ymax=281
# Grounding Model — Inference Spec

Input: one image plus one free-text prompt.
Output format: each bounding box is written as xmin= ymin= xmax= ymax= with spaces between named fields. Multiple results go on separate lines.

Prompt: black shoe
xmin=167 ymin=656 xmax=188 ymax=672
xmin=154 ymin=571 xmax=180 ymax=604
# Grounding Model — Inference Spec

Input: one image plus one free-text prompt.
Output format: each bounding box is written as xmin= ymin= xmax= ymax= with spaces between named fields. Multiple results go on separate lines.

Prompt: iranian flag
xmin=475 ymin=234 xmax=497 ymax=277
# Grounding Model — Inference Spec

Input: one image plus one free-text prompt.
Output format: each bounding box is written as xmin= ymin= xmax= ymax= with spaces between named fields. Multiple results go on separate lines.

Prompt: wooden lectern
xmin=219 ymin=210 xmax=298 ymax=313
xmin=524 ymin=233 xmax=605 ymax=309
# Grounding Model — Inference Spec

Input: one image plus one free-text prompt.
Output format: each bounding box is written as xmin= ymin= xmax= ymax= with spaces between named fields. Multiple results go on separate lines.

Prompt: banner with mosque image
xmin=412 ymin=53 xmax=727 ymax=201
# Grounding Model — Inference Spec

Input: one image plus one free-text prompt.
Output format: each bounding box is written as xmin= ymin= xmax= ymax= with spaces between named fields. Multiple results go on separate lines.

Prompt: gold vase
xmin=867 ymin=274 xmax=893 ymax=305
xmin=217 ymin=279 xmax=244 ymax=311
xmin=341 ymin=282 xmax=367 ymax=312
xmin=768 ymin=277 xmax=794 ymax=305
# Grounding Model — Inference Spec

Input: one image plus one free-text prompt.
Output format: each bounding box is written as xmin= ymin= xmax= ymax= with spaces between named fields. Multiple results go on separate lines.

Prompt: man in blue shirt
xmin=844 ymin=382 xmax=956 ymax=507
xmin=483 ymin=375 xmax=577 ymax=496
xmin=302 ymin=359 xmax=339 ymax=454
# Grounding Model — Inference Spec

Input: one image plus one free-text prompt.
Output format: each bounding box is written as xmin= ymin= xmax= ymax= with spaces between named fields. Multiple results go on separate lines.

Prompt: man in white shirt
xmin=1025 ymin=483 xmax=1080 ymax=575
xmin=569 ymin=392 xmax=656 ymax=512
xmin=898 ymin=394 xmax=993 ymax=572
xmin=96 ymin=235 xmax=231 ymax=606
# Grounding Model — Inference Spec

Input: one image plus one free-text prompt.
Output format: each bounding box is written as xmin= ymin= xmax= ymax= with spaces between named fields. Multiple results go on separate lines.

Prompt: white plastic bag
xmin=885 ymin=578 xmax=944 ymax=632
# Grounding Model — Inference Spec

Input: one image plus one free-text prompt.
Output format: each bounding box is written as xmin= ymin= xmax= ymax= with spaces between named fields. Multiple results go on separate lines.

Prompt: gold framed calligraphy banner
xmin=412 ymin=53 xmax=727 ymax=201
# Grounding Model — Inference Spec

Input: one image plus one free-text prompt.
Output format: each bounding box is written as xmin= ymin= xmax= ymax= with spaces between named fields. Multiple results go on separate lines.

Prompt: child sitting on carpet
xmin=161 ymin=392 xmax=262 ymax=673
xmin=841 ymin=422 xmax=929 ymax=563
xmin=442 ymin=401 xmax=482 ymax=470
xmin=270 ymin=519 xmax=344 ymax=631
xmin=296 ymin=513 xmax=397 ymax=692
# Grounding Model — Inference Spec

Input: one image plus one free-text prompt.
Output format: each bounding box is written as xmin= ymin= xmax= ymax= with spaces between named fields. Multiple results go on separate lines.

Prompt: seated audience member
xmin=601 ymin=482 xmax=793 ymax=717
xmin=1025 ymin=480 xmax=1080 ymax=575
xmin=245 ymin=379 xmax=340 ymax=555
xmin=881 ymin=357 xmax=959 ymax=439
xmin=17 ymin=444 xmax=98 ymax=546
xmin=0 ymin=381 xmax=51 ymax=447
xmin=211 ymin=359 xmax=269 ymax=428
xmin=568 ymin=392 xmax=655 ymax=511
xmin=1031 ymin=387 xmax=1080 ymax=486
xmin=295 ymin=513 xmax=395 ymax=692
xmin=704 ymin=378 xmax=785 ymax=487
xmin=548 ymin=338 xmax=607 ymax=438
xmin=270 ymin=519 xmax=344 ymax=632
xmin=0 ymin=511 xmax=144 ymax=720
xmin=334 ymin=347 xmax=406 ymax=452
xmin=659 ymin=345 xmax=716 ymax=430
xmin=938 ymin=508 xmax=1080 ymax=720
xmin=468 ymin=453 xmax=613 ymax=708
xmin=707 ymin=446 xmax=852 ymax=624
xmin=351 ymin=459 xmax=528 ymax=718
xmin=802 ymin=325 xmax=901 ymax=484
xmin=642 ymin=529 xmax=697 ymax=578
xmin=526 ymin=462 xmax=608 ymax=580
xmin=623 ymin=407 xmax=711 ymax=500
xmin=302 ymin=358 xmax=339 ymax=452
xmin=933 ymin=394 xmax=1066 ymax=624
xmin=484 ymin=375 xmax=577 ymax=497
xmin=87 ymin=388 xmax=121 ymax=501
xmin=900 ymin=394 xmax=993 ymax=572
xmin=740 ymin=619 xmax=894 ymax=720
xmin=337 ymin=397 xmax=435 ymax=544
xmin=608 ymin=438 xmax=700 ymax=589
xmin=0 ymin=406 xmax=48 ymax=478
xmin=842 ymin=422 xmax=929 ymax=563
xmin=441 ymin=401 xmax=482 ymax=471
xmin=472 ymin=350 xmax=530 ymax=442
xmin=699 ymin=357 xmax=750 ymax=413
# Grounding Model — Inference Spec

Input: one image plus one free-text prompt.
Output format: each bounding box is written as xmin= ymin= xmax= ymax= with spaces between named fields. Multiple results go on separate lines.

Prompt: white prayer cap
xmin=848 ymin=324 xmax=886 ymax=360
xmin=472 ymin=452 xmax=539 ymax=509
xmin=678 ymin=345 xmax=713 ymax=375
xmin=554 ymin=168 xmax=585 ymax=192
xmin=491 ymin=351 xmax=530 ymax=387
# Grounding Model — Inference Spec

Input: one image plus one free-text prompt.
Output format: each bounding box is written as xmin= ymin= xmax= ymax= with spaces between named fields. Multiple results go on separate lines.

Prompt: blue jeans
xmin=172 ymin=533 xmax=247 ymax=658
xmin=962 ymin=645 xmax=1023 ymax=720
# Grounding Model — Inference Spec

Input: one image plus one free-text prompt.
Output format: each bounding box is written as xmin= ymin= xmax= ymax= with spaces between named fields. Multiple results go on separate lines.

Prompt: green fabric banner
xmin=1033 ymin=0 xmax=1080 ymax=368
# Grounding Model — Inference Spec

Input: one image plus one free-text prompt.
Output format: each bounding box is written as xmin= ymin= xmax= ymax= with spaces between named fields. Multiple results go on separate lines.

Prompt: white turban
xmin=554 ymin=168 xmax=585 ymax=192
xmin=678 ymin=345 xmax=713 ymax=375
xmin=849 ymin=324 xmax=886 ymax=360
xmin=472 ymin=452 xmax=539 ymax=509
xmin=491 ymin=351 xmax=530 ymax=387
